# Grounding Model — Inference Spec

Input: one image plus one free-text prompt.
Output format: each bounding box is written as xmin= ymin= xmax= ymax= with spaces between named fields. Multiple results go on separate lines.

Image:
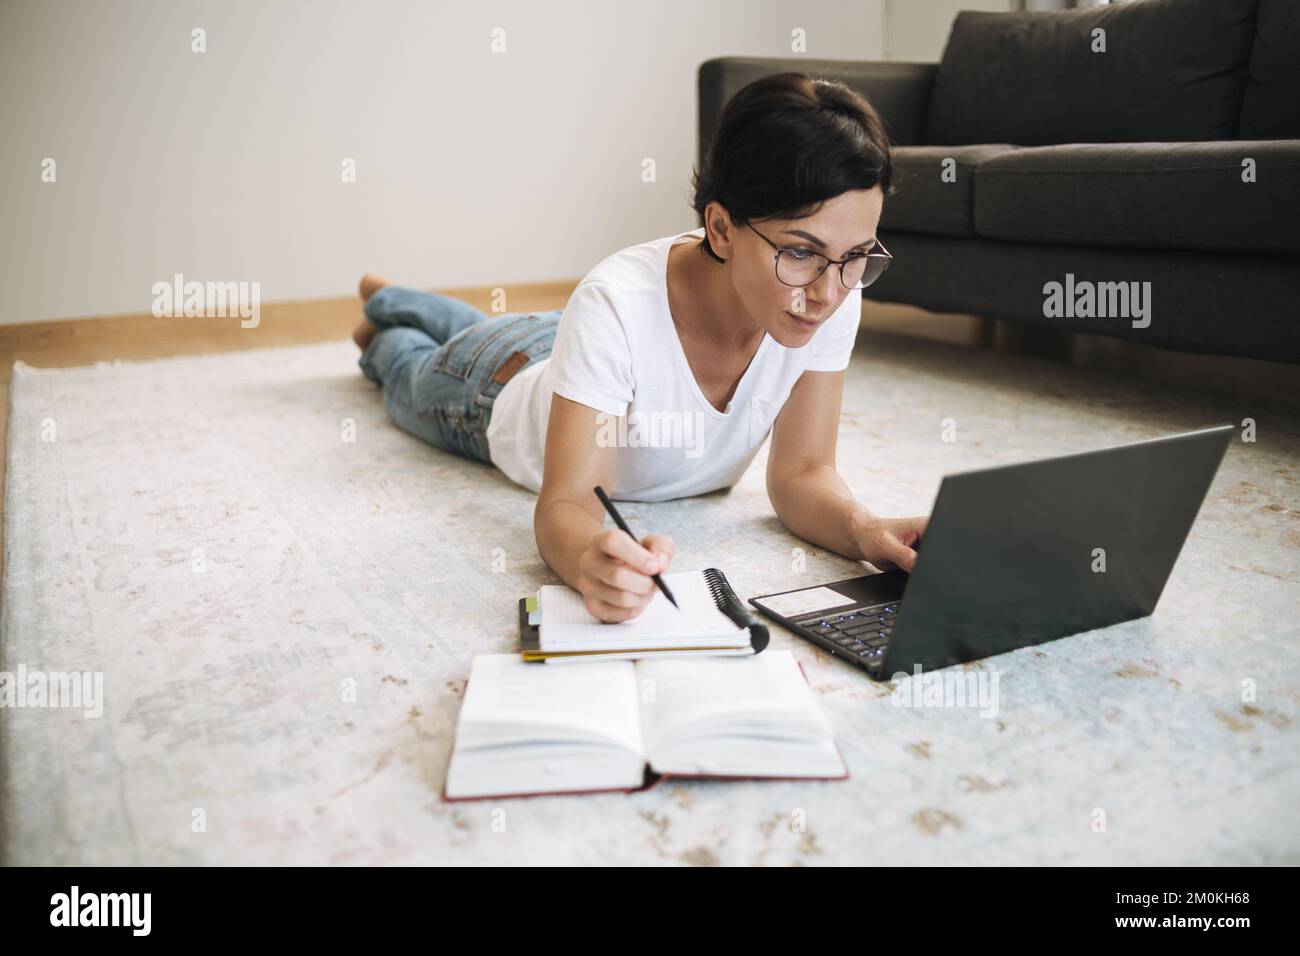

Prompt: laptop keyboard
xmin=805 ymin=603 xmax=899 ymax=670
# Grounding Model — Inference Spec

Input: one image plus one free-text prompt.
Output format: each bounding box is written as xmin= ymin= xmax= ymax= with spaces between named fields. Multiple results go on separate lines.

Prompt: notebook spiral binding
xmin=702 ymin=567 xmax=770 ymax=654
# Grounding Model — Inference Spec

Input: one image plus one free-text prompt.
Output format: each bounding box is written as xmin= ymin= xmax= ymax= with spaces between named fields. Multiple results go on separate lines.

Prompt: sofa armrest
xmin=697 ymin=56 xmax=937 ymax=171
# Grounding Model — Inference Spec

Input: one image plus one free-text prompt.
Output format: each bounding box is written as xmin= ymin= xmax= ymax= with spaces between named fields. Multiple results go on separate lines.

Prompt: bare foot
xmin=353 ymin=318 xmax=378 ymax=351
xmin=353 ymin=273 xmax=390 ymax=351
xmin=359 ymin=272 xmax=389 ymax=303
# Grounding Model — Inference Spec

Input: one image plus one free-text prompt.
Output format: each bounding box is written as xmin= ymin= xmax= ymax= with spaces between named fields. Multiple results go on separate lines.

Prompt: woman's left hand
xmin=851 ymin=513 xmax=929 ymax=573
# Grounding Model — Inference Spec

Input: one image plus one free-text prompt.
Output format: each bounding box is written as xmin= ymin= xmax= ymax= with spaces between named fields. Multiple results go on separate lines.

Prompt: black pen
xmin=593 ymin=485 xmax=678 ymax=609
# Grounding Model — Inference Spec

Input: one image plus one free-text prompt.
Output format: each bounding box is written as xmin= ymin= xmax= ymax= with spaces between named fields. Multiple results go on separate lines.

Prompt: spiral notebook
xmin=518 ymin=567 xmax=770 ymax=662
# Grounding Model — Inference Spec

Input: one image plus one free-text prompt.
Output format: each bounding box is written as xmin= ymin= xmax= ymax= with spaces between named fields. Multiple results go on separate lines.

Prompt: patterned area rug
xmin=2 ymin=333 xmax=1297 ymax=864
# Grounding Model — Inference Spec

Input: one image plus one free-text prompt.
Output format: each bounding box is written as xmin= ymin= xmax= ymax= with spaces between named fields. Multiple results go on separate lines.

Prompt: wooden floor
xmin=3 ymin=285 xmax=1295 ymax=583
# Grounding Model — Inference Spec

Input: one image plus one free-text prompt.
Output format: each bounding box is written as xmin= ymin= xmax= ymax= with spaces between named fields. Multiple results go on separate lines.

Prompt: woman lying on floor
xmin=352 ymin=71 xmax=927 ymax=622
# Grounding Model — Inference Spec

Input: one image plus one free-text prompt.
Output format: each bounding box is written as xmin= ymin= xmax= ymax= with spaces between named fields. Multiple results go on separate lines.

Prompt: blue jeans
xmin=358 ymin=287 xmax=562 ymax=463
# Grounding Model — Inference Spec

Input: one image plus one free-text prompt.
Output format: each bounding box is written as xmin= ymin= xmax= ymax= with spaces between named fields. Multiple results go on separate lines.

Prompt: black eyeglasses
xmin=746 ymin=223 xmax=893 ymax=290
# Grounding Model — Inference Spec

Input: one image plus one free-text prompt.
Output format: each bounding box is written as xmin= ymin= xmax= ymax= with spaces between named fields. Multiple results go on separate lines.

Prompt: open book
xmin=443 ymin=649 xmax=848 ymax=801
xmin=519 ymin=567 xmax=769 ymax=662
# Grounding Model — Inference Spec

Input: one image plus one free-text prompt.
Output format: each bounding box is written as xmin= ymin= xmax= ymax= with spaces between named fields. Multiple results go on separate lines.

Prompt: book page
xmin=457 ymin=654 xmax=644 ymax=754
xmin=539 ymin=569 xmax=744 ymax=650
xmin=637 ymin=650 xmax=832 ymax=745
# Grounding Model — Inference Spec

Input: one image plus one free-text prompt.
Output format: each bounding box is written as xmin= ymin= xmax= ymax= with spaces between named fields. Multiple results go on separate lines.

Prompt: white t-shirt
xmin=485 ymin=226 xmax=862 ymax=502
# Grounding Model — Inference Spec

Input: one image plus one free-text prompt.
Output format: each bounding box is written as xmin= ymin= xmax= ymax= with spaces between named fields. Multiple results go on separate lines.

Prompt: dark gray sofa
xmin=697 ymin=0 xmax=1300 ymax=364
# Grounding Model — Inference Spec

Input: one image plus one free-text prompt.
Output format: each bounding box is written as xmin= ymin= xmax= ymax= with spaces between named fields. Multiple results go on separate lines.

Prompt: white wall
xmin=1 ymin=0 xmax=990 ymax=325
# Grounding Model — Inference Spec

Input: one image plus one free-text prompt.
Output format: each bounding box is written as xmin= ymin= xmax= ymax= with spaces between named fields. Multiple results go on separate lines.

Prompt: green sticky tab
xmin=525 ymin=596 xmax=538 ymax=613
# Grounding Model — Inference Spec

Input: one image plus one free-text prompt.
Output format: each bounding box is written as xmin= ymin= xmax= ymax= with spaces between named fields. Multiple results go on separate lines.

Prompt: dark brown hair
xmin=691 ymin=72 xmax=894 ymax=263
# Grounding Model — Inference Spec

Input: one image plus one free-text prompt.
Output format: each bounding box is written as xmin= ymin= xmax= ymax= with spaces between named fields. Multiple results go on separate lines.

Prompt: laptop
xmin=749 ymin=425 xmax=1233 ymax=680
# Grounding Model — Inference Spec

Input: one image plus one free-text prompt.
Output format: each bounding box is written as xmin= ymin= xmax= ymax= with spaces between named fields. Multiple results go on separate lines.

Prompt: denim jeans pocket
xmin=469 ymin=314 xmax=561 ymax=412
xmin=429 ymin=314 xmax=538 ymax=381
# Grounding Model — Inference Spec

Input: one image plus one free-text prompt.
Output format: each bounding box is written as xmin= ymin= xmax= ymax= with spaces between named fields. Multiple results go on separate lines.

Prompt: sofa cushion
xmin=973 ymin=140 xmax=1300 ymax=256
xmin=1239 ymin=0 xmax=1300 ymax=138
xmin=881 ymin=145 xmax=1021 ymax=237
xmin=923 ymin=0 xmax=1260 ymax=146
xmin=863 ymin=232 xmax=1300 ymax=363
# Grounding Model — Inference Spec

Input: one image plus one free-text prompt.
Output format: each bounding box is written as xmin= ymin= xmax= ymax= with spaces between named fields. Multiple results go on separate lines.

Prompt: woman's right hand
xmin=577 ymin=529 xmax=675 ymax=623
